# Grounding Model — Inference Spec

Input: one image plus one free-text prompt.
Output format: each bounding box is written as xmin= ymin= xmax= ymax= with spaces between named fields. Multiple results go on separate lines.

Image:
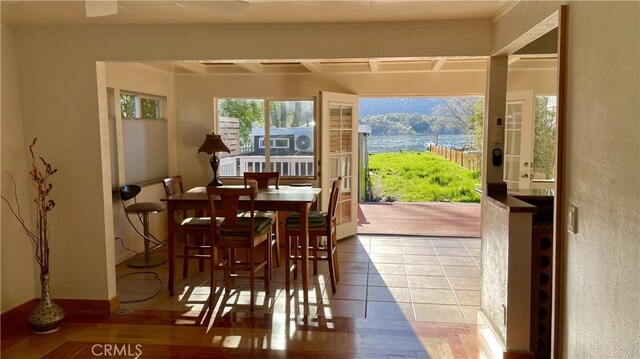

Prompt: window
xmin=217 ymin=98 xmax=315 ymax=178
xmin=110 ymin=91 xmax=168 ymax=185
xmin=532 ymin=96 xmax=557 ymax=181
xmin=120 ymin=92 xmax=161 ymax=119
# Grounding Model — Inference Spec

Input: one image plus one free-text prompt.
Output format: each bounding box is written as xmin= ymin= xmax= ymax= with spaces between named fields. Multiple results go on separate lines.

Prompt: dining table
xmin=162 ymin=185 xmax=321 ymax=304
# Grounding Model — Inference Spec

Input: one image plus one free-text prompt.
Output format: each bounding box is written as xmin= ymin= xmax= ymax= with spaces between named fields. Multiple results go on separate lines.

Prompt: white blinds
xmin=122 ymin=118 xmax=168 ymax=184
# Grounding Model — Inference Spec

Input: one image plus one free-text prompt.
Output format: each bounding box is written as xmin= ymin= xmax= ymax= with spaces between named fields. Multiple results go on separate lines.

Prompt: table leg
xmin=167 ymin=202 xmax=176 ymax=296
xmin=300 ymin=202 xmax=309 ymax=306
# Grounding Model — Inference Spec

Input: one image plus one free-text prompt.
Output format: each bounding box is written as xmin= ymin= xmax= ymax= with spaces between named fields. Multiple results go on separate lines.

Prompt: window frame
xmin=215 ymin=97 xmax=318 ymax=180
xmin=120 ymin=91 xmax=164 ymax=120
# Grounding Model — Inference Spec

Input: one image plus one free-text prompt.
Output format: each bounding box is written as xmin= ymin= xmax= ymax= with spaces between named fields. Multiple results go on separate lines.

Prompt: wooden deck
xmin=357 ymin=202 xmax=481 ymax=238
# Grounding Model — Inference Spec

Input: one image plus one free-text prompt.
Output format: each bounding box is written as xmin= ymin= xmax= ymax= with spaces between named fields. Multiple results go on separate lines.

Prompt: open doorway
xmin=356 ymin=96 xmax=482 ymax=238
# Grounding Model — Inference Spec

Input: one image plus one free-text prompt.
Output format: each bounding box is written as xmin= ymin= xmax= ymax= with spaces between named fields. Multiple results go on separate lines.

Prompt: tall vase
xmin=27 ymin=273 xmax=65 ymax=334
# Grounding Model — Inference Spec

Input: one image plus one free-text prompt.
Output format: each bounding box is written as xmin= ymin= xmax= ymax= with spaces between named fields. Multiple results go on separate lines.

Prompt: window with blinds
xmin=121 ymin=118 xmax=168 ymax=184
xmin=108 ymin=90 xmax=168 ymax=187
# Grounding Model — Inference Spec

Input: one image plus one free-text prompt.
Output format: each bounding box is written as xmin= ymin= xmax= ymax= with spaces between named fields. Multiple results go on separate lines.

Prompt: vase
xmin=27 ymin=273 xmax=65 ymax=334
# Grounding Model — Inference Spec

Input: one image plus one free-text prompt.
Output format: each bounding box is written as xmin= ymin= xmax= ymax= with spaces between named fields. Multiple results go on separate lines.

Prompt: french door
xmin=320 ymin=91 xmax=359 ymax=239
xmin=504 ymin=90 xmax=534 ymax=191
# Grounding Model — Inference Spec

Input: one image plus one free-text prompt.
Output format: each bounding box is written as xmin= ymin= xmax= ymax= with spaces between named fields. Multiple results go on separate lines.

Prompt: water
xmin=367 ymin=134 xmax=475 ymax=153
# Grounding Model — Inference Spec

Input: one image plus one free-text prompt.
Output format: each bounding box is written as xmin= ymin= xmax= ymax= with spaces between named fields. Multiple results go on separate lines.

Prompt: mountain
xmin=359 ymin=97 xmax=443 ymax=117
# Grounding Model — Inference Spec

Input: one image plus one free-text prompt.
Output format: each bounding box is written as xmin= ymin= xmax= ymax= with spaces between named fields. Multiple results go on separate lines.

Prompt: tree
xmin=434 ymin=97 xmax=482 ymax=134
xmin=468 ymin=100 xmax=484 ymax=150
xmin=219 ymin=99 xmax=264 ymax=146
xmin=533 ymin=97 xmax=557 ymax=179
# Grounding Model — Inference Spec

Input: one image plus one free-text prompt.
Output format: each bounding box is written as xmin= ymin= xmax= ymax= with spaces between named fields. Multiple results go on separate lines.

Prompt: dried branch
xmin=0 ymin=138 xmax=56 ymax=274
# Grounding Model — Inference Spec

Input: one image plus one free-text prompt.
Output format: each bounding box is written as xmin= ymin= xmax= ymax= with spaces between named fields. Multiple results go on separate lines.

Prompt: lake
xmin=367 ymin=134 xmax=475 ymax=153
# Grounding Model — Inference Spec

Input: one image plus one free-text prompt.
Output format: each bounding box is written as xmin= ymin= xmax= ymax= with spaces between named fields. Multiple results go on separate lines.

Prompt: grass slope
xmin=368 ymin=152 xmax=481 ymax=203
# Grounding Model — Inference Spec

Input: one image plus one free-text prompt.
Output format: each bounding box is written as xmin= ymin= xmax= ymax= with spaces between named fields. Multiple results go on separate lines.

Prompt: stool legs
xmin=128 ymin=213 xmax=166 ymax=268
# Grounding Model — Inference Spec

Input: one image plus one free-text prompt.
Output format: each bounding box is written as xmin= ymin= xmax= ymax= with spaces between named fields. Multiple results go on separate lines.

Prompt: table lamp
xmin=198 ymin=132 xmax=231 ymax=187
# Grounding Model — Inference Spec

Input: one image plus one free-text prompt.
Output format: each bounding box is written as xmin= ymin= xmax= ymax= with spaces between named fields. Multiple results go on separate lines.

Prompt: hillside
xmin=359 ymin=97 xmax=442 ymax=116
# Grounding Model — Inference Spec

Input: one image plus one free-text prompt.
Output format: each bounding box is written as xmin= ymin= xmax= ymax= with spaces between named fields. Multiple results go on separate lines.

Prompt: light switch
xmin=568 ymin=205 xmax=578 ymax=234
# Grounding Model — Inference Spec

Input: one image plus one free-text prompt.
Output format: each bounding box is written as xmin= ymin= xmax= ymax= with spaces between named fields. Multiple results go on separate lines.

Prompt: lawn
xmin=367 ymin=152 xmax=481 ymax=202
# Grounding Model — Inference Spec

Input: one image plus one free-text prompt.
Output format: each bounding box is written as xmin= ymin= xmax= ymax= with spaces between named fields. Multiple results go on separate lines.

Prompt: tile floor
xmin=116 ymin=234 xmax=482 ymax=326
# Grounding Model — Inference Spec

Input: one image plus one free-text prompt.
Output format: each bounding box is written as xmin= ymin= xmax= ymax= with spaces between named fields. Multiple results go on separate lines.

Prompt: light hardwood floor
xmin=2 ymin=235 xmax=500 ymax=358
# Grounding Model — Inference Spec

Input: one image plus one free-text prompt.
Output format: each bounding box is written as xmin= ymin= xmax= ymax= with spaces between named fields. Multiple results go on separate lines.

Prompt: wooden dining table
xmin=162 ymin=185 xmax=321 ymax=304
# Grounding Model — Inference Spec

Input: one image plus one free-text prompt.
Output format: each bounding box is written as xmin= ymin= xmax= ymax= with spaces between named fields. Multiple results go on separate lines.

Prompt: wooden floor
xmin=2 ymin=235 xmax=500 ymax=358
xmin=358 ymin=203 xmax=481 ymax=238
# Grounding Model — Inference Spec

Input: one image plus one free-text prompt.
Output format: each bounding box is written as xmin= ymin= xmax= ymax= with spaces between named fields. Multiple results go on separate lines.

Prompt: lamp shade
xmin=198 ymin=133 xmax=231 ymax=154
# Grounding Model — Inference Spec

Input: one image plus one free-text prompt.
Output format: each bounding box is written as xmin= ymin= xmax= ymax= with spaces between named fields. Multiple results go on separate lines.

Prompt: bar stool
xmin=119 ymin=185 xmax=166 ymax=268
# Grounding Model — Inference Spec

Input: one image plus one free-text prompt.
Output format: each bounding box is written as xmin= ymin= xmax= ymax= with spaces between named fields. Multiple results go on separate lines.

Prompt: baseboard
xmin=477 ymin=309 xmax=506 ymax=358
xmin=56 ymin=296 xmax=119 ymax=317
xmin=1 ymin=296 xmax=118 ymax=347
xmin=503 ymin=351 xmax=535 ymax=359
xmin=477 ymin=310 xmax=535 ymax=359
xmin=2 ymin=295 xmax=119 ymax=323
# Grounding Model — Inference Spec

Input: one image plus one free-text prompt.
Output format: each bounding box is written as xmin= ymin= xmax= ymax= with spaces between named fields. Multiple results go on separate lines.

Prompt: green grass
xmin=368 ymin=152 xmax=481 ymax=203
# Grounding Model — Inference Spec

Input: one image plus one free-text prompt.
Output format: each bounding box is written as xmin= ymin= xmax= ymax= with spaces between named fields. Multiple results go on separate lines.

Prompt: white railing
xmin=218 ymin=155 xmax=314 ymax=177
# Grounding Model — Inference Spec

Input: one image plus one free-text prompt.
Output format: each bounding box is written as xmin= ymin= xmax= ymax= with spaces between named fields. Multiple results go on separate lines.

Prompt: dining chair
xmin=243 ymin=171 xmax=280 ymax=189
xmin=284 ymin=177 xmax=341 ymax=293
xmin=206 ymin=186 xmax=273 ymax=312
xmin=243 ymin=171 xmax=281 ymax=276
xmin=163 ymin=175 xmax=216 ymax=278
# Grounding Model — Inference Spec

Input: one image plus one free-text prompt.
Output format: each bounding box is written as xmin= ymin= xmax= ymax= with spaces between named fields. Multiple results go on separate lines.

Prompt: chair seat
xmin=180 ymin=217 xmax=224 ymax=227
xmin=126 ymin=202 xmax=165 ymax=214
xmin=238 ymin=210 xmax=277 ymax=220
xmin=222 ymin=216 xmax=273 ymax=236
xmin=285 ymin=211 xmax=328 ymax=228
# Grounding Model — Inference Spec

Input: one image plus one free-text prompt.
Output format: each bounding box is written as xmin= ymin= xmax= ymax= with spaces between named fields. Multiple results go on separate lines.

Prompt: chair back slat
xmin=244 ymin=171 xmax=280 ymax=189
xmin=207 ymin=186 xmax=256 ymax=233
xmin=162 ymin=175 xmax=184 ymax=197
xmin=327 ymin=177 xmax=342 ymax=227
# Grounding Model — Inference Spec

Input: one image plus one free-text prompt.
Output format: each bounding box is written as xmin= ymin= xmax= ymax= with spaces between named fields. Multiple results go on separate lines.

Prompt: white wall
xmin=563 ymin=2 xmax=640 ymax=357
xmin=1 ymin=25 xmax=38 ymax=312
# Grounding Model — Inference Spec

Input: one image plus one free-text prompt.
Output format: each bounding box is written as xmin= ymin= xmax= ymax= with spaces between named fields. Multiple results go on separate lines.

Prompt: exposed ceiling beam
xmin=300 ymin=62 xmax=323 ymax=73
xmin=432 ymin=58 xmax=447 ymax=71
xmin=234 ymin=62 xmax=264 ymax=73
xmin=508 ymin=57 xmax=521 ymax=65
xmin=174 ymin=62 xmax=207 ymax=74
xmin=369 ymin=60 xmax=379 ymax=72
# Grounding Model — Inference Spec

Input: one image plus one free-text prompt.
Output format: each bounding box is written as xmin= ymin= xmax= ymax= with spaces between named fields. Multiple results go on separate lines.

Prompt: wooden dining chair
xmin=243 ymin=171 xmax=280 ymax=189
xmin=284 ymin=177 xmax=341 ymax=293
xmin=163 ymin=175 xmax=215 ymax=278
xmin=206 ymin=186 xmax=273 ymax=312
xmin=243 ymin=171 xmax=281 ymax=276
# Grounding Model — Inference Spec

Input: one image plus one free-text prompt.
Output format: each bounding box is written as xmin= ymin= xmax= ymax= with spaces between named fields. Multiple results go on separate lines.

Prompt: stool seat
xmin=126 ymin=202 xmax=165 ymax=214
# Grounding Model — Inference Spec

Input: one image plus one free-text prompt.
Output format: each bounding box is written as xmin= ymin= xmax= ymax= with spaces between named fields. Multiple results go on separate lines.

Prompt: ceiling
xmin=2 ymin=0 xmax=555 ymax=76
xmin=1 ymin=1 xmax=515 ymax=26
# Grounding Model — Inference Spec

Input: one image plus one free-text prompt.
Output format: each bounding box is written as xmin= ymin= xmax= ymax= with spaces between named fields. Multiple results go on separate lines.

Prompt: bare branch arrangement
xmin=1 ymin=138 xmax=57 ymax=274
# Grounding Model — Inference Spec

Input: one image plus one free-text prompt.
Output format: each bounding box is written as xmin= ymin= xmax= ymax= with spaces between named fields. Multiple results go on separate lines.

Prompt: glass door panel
xmin=321 ymin=92 xmax=359 ymax=239
xmin=505 ymin=90 xmax=534 ymax=191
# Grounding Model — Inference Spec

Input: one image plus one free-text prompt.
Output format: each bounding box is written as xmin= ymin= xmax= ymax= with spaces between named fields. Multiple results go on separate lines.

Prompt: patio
xmin=358 ymin=202 xmax=481 ymax=238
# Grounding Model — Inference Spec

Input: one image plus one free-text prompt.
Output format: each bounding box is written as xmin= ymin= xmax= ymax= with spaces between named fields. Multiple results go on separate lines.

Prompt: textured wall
xmin=563 ymin=2 xmax=640 ymax=357
xmin=480 ymin=198 xmax=509 ymax=345
xmin=1 ymin=25 xmax=38 ymax=312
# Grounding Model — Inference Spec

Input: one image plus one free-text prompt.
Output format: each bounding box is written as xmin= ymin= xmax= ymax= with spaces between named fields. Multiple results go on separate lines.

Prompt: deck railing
xmin=219 ymin=155 xmax=314 ymax=177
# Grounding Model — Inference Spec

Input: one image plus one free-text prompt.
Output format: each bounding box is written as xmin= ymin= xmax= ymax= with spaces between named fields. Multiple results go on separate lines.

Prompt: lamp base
xmin=209 ymin=177 xmax=224 ymax=187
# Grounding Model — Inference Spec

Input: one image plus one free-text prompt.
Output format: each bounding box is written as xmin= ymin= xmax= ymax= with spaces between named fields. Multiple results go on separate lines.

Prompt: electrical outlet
xmin=568 ymin=205 xmax=578 ymax=234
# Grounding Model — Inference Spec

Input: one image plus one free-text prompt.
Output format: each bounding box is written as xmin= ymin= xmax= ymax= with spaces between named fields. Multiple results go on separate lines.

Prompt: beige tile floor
xmin=116 ymin=234 xmax=481 ymax=325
